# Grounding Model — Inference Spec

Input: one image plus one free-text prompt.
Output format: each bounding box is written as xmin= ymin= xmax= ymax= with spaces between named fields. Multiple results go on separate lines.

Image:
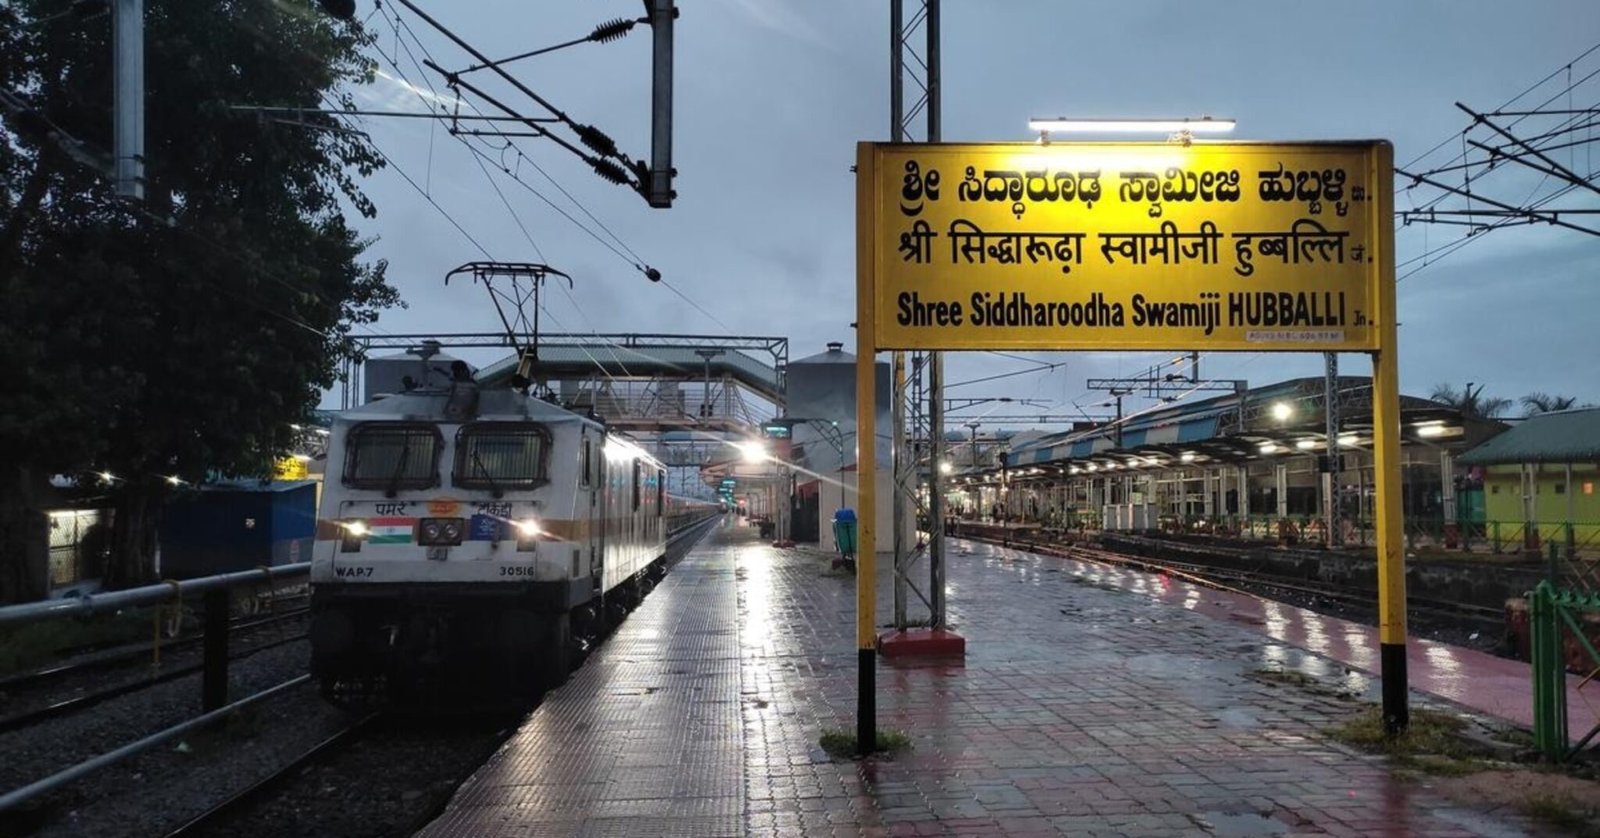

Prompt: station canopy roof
xmin=954 ymin=376 xmax=1488 ymax=484
xmin=1459 ymin=407 xmax=1600 ymax=466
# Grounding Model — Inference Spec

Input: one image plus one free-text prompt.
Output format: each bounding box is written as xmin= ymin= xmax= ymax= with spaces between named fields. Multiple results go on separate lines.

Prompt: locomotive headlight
xmin=340 ymin=520 xmax=368 ymax=553
xmin=515 ymin=517 xmax=541 ymax=552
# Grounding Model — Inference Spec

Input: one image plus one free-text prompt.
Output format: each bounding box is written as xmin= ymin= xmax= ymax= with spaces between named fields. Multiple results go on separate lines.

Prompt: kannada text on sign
xmin=865 ymin=141 xmax=1392 ymax=351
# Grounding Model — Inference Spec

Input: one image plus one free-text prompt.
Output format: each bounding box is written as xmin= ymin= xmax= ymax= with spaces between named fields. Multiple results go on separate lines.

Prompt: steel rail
xmin=0 ymin=632 xmax=309 ymax=735
xmin=159 ymin=711 xmax=383 ymax=838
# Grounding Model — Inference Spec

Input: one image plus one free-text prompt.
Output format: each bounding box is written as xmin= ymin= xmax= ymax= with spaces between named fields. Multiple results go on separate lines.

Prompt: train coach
xmin=308 ymin=377 xmax=718 ymax=703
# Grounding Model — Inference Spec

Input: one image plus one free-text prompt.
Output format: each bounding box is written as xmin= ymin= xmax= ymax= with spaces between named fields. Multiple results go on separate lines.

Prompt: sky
xmin=327 ymin=0 xmax=1600 ymax=421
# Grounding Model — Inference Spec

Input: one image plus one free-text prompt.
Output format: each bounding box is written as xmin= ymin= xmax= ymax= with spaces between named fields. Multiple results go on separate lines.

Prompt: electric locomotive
xmin=309 ymin=375 xmax=709 ymax=702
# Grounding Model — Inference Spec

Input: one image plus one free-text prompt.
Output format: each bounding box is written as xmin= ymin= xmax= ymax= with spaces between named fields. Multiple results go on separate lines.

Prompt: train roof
xmin=335 ymin=388 xmax=595 ymax=426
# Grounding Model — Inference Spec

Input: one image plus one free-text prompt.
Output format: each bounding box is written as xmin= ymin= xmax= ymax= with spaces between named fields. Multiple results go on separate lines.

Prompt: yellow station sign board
xmin=860 ymin=141 xmax=1393 ymax=352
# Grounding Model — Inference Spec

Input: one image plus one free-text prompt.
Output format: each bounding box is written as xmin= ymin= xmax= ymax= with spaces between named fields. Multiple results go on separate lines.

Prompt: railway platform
xmin=417 ymin=517 xmax=1557 ymax=837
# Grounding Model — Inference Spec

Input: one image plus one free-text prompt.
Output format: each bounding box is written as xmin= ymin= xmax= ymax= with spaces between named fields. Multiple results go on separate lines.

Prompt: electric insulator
xmin=589 ymin=18 xmax=636 ymax=43
xmin=591 ymin=158 xmax=630 ymax=185
xmin=576 ymin=124 xmax=619 ymax=158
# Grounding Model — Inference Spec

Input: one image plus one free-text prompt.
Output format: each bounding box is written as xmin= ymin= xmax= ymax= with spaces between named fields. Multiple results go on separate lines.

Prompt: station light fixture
xmin=1179 ymin=452 xmax=1197 ymax=463
xmin=1270 ymin=402 xmax=1294 ymax=423
xmin=1295 ymin=439 xmax=1318 ymax=450
xmin=99 ymin=471 xmax=116 ymax=483
xmin=1338 ymin=432 xmax=1360 ymax=445
xmin=1414 ymin=422 xmax=1451 ymax=438
xmin=736 ymin=440 xmax=767 ymax=463
xmin=1258 ymin=442 xmax=1280 ymax=454
xmin=939 ymin=461 xmax=954 ymax=475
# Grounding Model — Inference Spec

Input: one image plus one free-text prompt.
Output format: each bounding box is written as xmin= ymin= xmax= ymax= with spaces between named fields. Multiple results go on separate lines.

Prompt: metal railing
xmin=947 ymin=512 xmax=1600 ymax=559
xmin=0 ymin=564 xmax=310 ymax=708
xmin=0 ymin=564 xmax=311 ymax=816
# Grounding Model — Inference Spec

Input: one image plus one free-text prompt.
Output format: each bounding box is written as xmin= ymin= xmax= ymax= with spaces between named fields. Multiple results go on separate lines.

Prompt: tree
xmin=1429 ymin=383 xmax=1512 ymax=420
xmin=1 ymin=0 xmax=400 ymax=599
xmin=1521 ymin=392 xmax=1579 ymax=417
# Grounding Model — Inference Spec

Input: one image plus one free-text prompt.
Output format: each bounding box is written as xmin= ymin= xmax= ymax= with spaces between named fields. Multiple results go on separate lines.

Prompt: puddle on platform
xmin=1191 ymin=811 xmax=1288 ymax=836
xmin=1215 ymin=708 xmax=1261 ymax=729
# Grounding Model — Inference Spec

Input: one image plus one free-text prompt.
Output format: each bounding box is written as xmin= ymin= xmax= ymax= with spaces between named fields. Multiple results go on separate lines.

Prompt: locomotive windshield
xmin=454 ymin=422 xmax=550 ymax=490
xmin=343 ymin=423 xmax=442 ymax=490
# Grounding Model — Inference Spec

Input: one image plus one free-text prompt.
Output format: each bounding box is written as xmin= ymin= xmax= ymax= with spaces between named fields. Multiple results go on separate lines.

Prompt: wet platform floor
xmin=418 ymin=520 xmax=1548 ymax=837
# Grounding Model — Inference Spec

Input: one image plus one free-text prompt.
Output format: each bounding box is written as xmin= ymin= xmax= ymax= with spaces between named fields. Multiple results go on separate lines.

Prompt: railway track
xmin=0 ymin=609 xmax=311 ymax=734
xmin=160 ymin=710 xmax=386 ymax=838
xmin=968 ymin=532 xmax=1506 ymax=629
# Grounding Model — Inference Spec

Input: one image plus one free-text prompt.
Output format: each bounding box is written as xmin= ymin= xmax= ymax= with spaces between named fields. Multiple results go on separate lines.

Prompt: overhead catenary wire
xmin=377 ymin=5 xmax=742 ymax=338
xmin=354 ymin=29 xmax=659 ymax=390
xmin=1393 ymin=36 xmax=1600 ymax=286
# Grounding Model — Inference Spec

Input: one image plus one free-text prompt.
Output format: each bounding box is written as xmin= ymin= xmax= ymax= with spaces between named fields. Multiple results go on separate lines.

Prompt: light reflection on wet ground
xmin=423 ymin=523 xmax=1542 ymax=837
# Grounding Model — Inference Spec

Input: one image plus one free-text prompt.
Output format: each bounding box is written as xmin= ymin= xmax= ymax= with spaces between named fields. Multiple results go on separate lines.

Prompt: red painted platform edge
xmin=876 ymin=628 xmax=967 ymax=658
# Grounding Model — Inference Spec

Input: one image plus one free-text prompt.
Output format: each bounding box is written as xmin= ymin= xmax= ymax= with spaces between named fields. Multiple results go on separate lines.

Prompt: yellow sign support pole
xmin=1370 ymin=142 xmax=1409 ymax=734
xmin=854 ymin=143 xmax=879 ymax=755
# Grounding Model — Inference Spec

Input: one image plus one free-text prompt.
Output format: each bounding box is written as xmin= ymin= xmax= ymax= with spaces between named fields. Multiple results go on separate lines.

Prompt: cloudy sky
xmin=330 ymin=0 xmax=1600 ymax=420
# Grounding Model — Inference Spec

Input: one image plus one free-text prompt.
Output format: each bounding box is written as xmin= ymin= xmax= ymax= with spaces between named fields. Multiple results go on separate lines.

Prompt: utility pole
xmin=1110 ymin=388 xmax=1132 ymax=447
xmin=694 ymin=349 xmax=724 ymax=418
xmin=924 ymin=0 xmax=946 ymax=632
xmin=113 ymin=0 xmax=145 ymax=200
xmin=1324 ymin=353 xmax=1341 ymax=547
xmin=889 ymin=0 xmax=947 ymax=631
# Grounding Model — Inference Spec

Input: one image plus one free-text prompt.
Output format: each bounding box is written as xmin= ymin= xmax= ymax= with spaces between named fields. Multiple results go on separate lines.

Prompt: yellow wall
xmin=1482 ymin=462 xmax=1600 ymax=546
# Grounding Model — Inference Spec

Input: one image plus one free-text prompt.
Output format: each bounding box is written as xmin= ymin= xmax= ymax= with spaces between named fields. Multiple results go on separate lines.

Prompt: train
xmin=308 ymin=376 xmax=721 ymax=703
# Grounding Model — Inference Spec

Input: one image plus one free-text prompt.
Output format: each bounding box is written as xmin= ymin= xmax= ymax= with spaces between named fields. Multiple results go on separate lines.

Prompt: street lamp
xmin=1271 ymin=401 xmax=1295 ymax=423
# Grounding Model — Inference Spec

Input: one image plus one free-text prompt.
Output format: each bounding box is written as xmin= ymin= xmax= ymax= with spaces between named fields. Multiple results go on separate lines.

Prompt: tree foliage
xmin=1 ymin=0 xmax=400 ymax=597
xmin=1428 ymin=384 xmax=1512 ymax=421
xmin=1521 ymin=392 xmax=1579 ymax=417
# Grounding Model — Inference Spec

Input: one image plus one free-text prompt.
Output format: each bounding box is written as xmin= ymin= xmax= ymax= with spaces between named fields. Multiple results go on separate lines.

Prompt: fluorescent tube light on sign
xmin=1029 ymin=117 xmax=1236 ymax=135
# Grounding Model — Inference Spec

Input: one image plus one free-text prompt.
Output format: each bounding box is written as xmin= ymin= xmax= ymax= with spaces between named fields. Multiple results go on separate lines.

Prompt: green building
xmin=1458 ymin=407 xmax=1600 ymax=555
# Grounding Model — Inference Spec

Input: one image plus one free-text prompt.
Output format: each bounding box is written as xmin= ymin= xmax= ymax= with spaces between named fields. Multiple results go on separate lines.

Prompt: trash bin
xmin=832 ymin=508 xmax=857 ymax=572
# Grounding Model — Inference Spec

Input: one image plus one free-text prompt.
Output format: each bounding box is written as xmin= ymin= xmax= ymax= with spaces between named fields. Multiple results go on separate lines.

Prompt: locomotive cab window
xmin=454 ymin=423 xmax=550 ymax=492
xmin=343 ymin=423 xmax=442 ymax=491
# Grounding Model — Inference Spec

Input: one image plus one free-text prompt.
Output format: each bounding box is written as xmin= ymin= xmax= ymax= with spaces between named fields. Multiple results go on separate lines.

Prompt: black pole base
xmin=857 ymin=647 xmax=876 ymax=756
xmin=1381 ymin=642 xmax=1409 ymax=735
xmin=203 ymin=588 xmax=231 ymax=713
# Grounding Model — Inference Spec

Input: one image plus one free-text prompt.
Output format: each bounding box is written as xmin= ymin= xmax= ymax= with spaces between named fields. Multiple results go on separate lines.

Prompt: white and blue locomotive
xmin=309 ymin=379 xmax=717 ymax=701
